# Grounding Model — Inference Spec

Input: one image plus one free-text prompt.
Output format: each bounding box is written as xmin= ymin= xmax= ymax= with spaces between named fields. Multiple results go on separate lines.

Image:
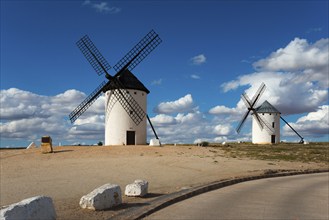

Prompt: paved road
xmin=146 ymin=173 xmax=329 ymax=220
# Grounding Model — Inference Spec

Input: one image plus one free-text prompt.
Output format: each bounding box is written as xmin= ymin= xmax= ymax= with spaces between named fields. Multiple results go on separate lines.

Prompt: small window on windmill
xmin=134 ymin=91 xmax=137 ymax=95
xmin=130 ymin=110 xmax=133 ymax=115
xmin=272 ymin=122 xmax=275 ymax=128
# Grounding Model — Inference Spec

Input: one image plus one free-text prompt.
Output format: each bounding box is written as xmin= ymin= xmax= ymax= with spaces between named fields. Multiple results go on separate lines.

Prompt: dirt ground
xmin=0 ymin=145 xmax=327 ymax=219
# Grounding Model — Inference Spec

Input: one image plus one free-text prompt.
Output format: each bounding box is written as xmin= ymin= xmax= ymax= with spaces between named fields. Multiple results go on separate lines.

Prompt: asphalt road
xmin=145 ymin=173 xmax=329 ymax=220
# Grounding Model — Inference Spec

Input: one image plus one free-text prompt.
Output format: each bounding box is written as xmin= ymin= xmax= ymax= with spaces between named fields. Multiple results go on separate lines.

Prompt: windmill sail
xmin=113 ymin=30 xmax=162 ymax=73
xmin=77 ymin=35 xmax=112 ymax=76
xmin=69 ymin=80 xmax=108 ymax=123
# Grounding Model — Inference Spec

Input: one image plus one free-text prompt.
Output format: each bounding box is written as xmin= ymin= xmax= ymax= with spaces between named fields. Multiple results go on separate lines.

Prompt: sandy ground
xmin=0 ymin=145 xmax=327 ymax=219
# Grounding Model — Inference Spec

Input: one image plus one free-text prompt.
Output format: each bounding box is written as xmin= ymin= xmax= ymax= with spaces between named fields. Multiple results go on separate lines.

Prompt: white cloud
xmin=151 ymin=78 xmax=163 ymax=85
xmin=190 ymin=74 xmax=200 ymax=79
xmin=154 ymin=94 xmax=195 ymax=114
xmin=149 ymin=114 xmax=176 ymax=126
xmin=254 ymin=38 xmax=328 ymax=73
xmin=0 ymin=88 xmax=105 ymax=146
xmin=83 ymin=1 xmax=121 ymax=14
xmin=213 ymin=124 xmax=234 ymax=136
xmin=190 ymin=54 xmax=206 ymax=65
xmin=282 ymin=105 xmax=329 ymax=138
xmin=82 ymin=0 xmax=91 ymax=5
xmin=221 ymin=38 xmax=328 ymax=116
xmin=209 ymin=105 xmax=237 ymax=115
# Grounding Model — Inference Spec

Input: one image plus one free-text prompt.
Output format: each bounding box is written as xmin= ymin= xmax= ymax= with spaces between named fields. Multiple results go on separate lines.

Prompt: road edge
xmin=111 ymin=168 xmax=329 ymax=220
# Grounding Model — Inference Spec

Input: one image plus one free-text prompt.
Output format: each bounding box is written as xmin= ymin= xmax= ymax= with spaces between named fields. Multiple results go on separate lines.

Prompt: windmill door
xmin=271 ymin=135 xmax=275 ymax=144
xmin=126 ymin=131 xmax=135 ymax=145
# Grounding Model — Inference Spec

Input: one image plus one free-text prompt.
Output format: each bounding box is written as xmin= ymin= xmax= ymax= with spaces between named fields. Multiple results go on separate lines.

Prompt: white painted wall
xmin=252 ymin=113 xmax=280 ymax=144
xmin=104 ymin=89 xmax=147 ymax=145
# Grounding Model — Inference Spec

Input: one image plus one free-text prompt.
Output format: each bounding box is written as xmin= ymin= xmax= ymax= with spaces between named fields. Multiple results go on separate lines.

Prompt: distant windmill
xmin=69 ymin=30 xmax=162 ymax=145
xmin=236 ymin=83 xmax=304 ymax=144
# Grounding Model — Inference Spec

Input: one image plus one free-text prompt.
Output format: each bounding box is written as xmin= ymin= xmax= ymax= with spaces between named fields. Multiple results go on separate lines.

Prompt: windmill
xmin=236 ymin=83 xmax=304 ymax=144
xmin=69 ymin=30 xmax=162 ymax=146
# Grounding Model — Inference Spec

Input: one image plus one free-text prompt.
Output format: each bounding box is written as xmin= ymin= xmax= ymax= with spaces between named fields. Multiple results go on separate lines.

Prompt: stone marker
xmin=149 ymin=138 xmax=161 ymax=146
xmin=79 ymin=184 xmax=122 ymax=210
xmin=40 ymin=136 xmax=53 ymax=154
xmin=125 ymin=180 xmax=148 ymax=197
xmin=0 ymin=196 xmax=56 ymax=220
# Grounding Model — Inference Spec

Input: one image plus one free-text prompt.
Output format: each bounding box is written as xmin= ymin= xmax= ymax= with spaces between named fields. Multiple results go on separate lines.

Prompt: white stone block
xmin=0 ymin=196 xmax=56 ymax=220
xmin=125 ymin=180 xmax=148 ymax=197
xmin=79 ymin=184 xmax=122 ymax=211
xmin=149 ymin=139 xmax=161 ymax=146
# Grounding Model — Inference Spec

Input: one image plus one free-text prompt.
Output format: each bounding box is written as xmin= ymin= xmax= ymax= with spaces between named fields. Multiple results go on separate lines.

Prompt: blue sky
xmin=1 ymin=0 xmax=328 ymax=147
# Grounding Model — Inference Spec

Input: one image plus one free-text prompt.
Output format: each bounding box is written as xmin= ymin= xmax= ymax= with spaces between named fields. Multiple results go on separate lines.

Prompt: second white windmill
xmin=236 ymin=83 xmax=304 ymax=144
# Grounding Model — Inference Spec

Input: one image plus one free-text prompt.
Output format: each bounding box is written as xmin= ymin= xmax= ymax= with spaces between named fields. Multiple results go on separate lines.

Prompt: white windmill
xmin=69 ymin=30 xmax=161 ymax=146
xmin=236 ymin=83 xmax=304 ymax=144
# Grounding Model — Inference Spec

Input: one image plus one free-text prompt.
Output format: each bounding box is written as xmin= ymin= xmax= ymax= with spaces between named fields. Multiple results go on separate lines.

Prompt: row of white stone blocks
xmin=0 ymin=180 xmax=148 ymax=219
xmin=80 ymin=180 xmax=149 ymax=210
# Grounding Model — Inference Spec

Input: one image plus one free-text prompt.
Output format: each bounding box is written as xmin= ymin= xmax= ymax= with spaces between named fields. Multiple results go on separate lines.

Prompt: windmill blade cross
xmin=236 ymin=82 xmax=266 ymax=133
xmin=70 ymin=30 xmax=161 ymax=125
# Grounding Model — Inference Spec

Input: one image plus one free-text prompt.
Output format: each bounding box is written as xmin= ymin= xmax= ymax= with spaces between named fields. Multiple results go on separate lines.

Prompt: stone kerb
xmin=0 ymin=196 xmax=56 ymax=220
xmin=79 ymin=183 xmax=122 ymax=211
xmin=125 ymin=180 xmax=148 ymax=197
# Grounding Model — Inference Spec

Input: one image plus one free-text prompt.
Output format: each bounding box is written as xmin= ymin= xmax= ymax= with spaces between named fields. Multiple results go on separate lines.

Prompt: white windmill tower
xmin=104 ymin=69 xmax=150 ymax=145
xmin=69 ymin=30 xmax=161 ymax=145
xmin=236 ymin=83 xmax=304 ymax=144
xmin=252 ymin=100 xmax=281 ymax=144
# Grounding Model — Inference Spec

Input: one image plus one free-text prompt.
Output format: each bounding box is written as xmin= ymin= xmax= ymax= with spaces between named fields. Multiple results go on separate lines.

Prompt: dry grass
xmin=202 ymin=142 xmax=329 ymax=164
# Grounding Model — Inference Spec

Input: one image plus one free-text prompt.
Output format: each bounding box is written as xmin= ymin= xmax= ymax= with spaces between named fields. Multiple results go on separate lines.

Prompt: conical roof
xmin=114 ymin=69 xmax=150 ymax=94
xmin=255 ymin=100 xmax=281 ymax=114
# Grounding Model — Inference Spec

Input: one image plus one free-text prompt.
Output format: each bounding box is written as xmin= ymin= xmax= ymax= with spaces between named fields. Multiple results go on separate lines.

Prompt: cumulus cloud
xmin=190 ymin=54 xmax=206 ymax=65
xmin=0 ymin=88 xmax=105 ymax=146
xmin=254 ymin=38 xmax=328 ymax=73
xmin=209 ymin=105 xmax=238 ymax=115
xmin=221 ymin=38 xmax=328 ymax=116
xmin=282 ymin=105 xmax=329 ymax=138
xmin=153 ymin=94 xmax=195 ymax=114
xmin=149 ymin=114 xmax=176 ymax=126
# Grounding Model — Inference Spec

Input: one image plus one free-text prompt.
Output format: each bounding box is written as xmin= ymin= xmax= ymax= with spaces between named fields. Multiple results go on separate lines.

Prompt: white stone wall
xmin=105 ymin=89 xmax=147 ymax=145
xmin=252 ymin=113 xmax=280 ymax=144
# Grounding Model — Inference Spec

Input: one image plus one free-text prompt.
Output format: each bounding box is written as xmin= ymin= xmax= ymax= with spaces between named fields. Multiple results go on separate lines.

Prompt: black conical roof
xmin=255 ymin=100 xmax=281 ymax=114
xmin=114 ymin=69 xmax=150 ymax=94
